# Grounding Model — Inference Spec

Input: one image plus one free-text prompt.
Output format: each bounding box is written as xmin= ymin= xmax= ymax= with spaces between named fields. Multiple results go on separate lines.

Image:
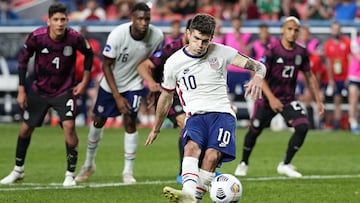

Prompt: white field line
xmin=0 ymin=174 xmax=359 ymax=191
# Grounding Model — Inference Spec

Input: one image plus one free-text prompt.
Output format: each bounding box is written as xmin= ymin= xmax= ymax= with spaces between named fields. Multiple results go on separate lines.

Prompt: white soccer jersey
xmin=101 ymin=22 xmax=164 ymax=93
xmin=162 ymin=43 xmax=238 ymax=117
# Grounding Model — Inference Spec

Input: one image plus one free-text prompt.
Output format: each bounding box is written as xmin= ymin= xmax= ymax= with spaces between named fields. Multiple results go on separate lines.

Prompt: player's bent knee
xmin=294 ymin=123 xmax=309 ymax=135
xmin=201 ymin=149 xmax=221 ymax=171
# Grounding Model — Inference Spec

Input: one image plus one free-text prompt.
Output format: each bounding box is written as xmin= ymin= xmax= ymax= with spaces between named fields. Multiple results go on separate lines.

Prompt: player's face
xmin=47 ymin=12 xmax=68 ymax=40
xmin=186 ymin=29 xmax=211 ymax=56
xmin=282 ymin=21 xmax=300 ymax=43
xmin=131 ymin=10 xmax=151 ymax=39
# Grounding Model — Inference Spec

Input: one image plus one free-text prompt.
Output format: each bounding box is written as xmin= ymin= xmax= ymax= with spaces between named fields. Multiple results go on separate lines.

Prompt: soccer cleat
xmin=75 ymin=164 xmax=96 ymax=182
xmin=123 ymin=173 xmax=136 ymax=184
xmin=234 ymin=161 xmax=248 ymax=176
xmin=63 ymin=171 xmax=76 ymax=187
xmin=163 ymin=186 xmax=195 ymax=203
xmin=277 ymin=162 xmax=302 ymax=178
xmin=0 ymin=167 xmax=25 ymax=184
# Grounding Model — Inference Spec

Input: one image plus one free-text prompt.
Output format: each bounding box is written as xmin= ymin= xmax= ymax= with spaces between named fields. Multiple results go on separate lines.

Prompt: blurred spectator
xmin=233 ymin=0 xmax=260 ymax=20
xmin=165 ymin=19 xmax=182 ymax=44
xmin=79 ymin=0 xmax=106 ymax=21
xmin=167 ymin=0 xmax=197 ymax=20
xmin=218 ymin=1 xmax=235 ymax=20
xmin=334 ymin=0 xmax=358 ymax=21
xmin=296 ymin=26 xmax=321 ymax=54
xmin=297 ymin=26 xmax=326 ymax=129
xmin=109 ymin=0 xmax=135 ymax=20
xmin=150 ymin=0 xmax=176 ymax=21
xmin=212 ymin=18 xmax=225 ymax=44
xmin=347 ymin=31 xmax=360 ymax=134
xmin=197 ymin=0 xmax=219 ymax=18
xmin=324 ymin=22 xmax=351 ymax=130
xmin=257 ymin=0 xmax=281 ymax=21
xmin=294 ymin=0 xmax=308 ymax=20
xmin=250 ymin=23 xmax=277 ymax=60
xmin=224 ymin=16 xmax=251 ymax=55
xmin=279 ymin=0 xmax=301 ymax=20
xmin=305 ymin=0 xmax=333 ymax=20
xmin=0 ymin=0 xmax=20 ymax=21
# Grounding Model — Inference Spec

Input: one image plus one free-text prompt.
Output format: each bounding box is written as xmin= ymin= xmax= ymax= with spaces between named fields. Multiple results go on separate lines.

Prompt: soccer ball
xmin=210 ymin=174 xmax=243 ymax=203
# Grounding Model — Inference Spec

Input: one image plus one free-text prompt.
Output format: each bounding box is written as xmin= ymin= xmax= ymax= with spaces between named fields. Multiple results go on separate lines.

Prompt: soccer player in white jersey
xmin=145 ymin=13 xmax=266 ymax=202
xmin=75 ymin=2 xmax=164 ymax=184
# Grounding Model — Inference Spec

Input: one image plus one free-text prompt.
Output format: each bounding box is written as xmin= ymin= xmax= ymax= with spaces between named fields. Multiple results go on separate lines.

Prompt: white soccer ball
xmin=210 ymin=174 xmax=243 ymax=203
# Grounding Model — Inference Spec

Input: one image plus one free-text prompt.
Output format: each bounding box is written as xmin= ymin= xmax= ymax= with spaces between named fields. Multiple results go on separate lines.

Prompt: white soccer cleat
xmin=0 ymin=166 xmax=25 ymax=184
xmin=234 ymin=161 xmax=248 ymax=176
xmin=63 ymin=171 xmax=76 ymax=187
xmin=163 ymin=186 xmax=196 ymax=203
xmin=75 ymin=164 xmax=96 ymax=182
xmin=277 ymin=162 xmax=302 ymax=178
xmin=123 ymin=173 xmax=136 ymax=184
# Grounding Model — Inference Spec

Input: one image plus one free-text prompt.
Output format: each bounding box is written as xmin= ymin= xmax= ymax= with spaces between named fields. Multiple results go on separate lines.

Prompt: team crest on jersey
xmin=63 ymin=46 xmax=73 ymax=56
xmin=208 ymin=57 xmax=221 ymax=70
xmin=295 ymin=55 xmax=302 ymax=65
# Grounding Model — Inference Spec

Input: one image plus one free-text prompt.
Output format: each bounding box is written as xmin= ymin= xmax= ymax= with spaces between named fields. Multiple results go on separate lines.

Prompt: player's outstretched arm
xmin=145 ymin=89 xmax=174 ymax=146
xmin=231 ymin=53 xmax=266 ymax=100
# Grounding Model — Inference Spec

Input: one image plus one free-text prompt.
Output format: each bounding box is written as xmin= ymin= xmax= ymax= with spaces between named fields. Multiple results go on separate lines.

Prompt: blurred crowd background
xmin=1 ymin=0 xmax=358 ymax=22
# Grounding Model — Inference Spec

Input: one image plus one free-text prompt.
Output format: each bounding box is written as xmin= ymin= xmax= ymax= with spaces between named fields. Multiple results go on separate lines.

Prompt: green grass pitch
xmin=0 ymin=124 xmax=359 ymax=202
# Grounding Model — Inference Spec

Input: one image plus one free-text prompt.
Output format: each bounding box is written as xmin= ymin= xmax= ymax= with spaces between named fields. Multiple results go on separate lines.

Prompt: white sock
xmin=65 ymin=171 xmax=75 ymax=177
xmin=123 ymin=131 xmax=138 ymax=175
xmin=182 ymin=156 xmax=199 ymax=199
xmin=84 ymin=124 xmax=103 ymax=167
xmin=196 ymin=169 xmax=215 ymax=201
xmin=14 ymin=165 xmax=24 ymax=172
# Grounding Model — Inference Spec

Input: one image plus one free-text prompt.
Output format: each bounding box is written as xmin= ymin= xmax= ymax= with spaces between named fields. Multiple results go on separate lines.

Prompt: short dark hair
xmin=48 ymin=2 xmax=67 ymax=18
xmin=131 ymin=2 xmax=150 ymax=13
xmin=189 ymin=14 xmax=215 ymax=36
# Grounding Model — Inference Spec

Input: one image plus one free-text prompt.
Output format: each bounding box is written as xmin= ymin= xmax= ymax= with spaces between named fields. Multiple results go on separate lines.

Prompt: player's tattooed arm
xmin=231 ymin=52 xmax=266 ymax=79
